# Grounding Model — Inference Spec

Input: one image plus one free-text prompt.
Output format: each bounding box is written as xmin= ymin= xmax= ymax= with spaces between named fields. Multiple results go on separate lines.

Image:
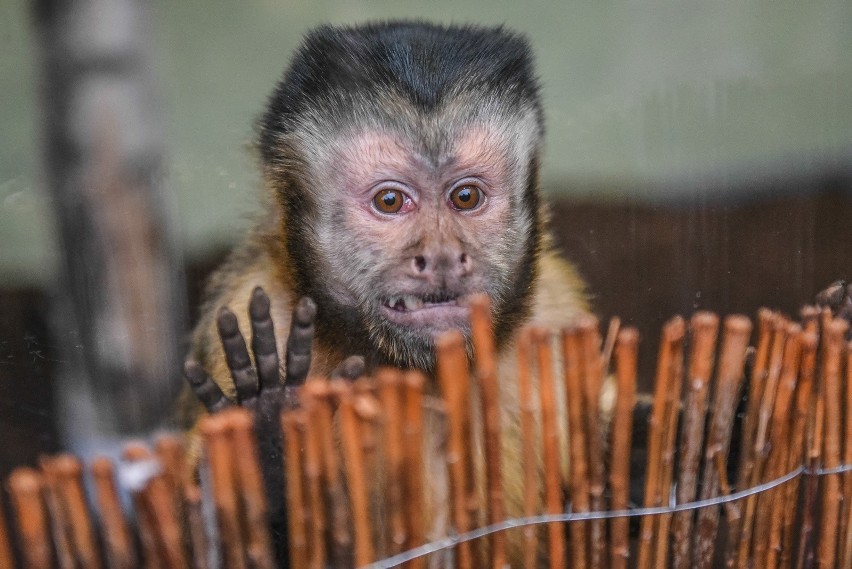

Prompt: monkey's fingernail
xmin=217 ymin=308 xmax=239 ymax=333
xmin=294 ymin=297 xmax=317 ymax=323
xmin=250 ymin=288 xmax=271 ymax=318
xmin=183 ymin=359 xmax=205 ymax=385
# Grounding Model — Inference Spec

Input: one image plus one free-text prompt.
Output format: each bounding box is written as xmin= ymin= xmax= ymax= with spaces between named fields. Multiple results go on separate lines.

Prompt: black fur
xmin=258 ymin=21 xmax=544 ymax=164
xmin=258 ymin=21 xmax=546 ymax=371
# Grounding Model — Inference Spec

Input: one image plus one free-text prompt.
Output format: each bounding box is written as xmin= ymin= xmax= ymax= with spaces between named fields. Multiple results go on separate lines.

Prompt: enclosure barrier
xmin=2 ymin=298 xmax=852 ymax=569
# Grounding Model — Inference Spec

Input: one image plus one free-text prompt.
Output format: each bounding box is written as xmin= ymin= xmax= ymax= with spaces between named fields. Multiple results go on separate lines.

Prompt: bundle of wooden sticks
xmin=2 ymin=298 xmax=851 ymax=569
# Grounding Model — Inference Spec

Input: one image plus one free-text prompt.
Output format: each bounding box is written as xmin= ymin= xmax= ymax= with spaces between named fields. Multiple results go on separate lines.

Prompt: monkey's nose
xmin=411 ymin=252 xmax=471 ymax=278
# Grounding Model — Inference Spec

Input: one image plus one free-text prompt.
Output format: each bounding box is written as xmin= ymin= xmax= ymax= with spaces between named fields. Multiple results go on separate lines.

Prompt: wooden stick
xmin=353 ymin=377 xmax=383 ymax=557
xmin=142 ymin=460 xmax=189 ymax=569
xmin=52 ymin=454 xmax=102 ymax=569
xmin=436 ymin=329 xmax=474 ymax=569
xmin=839 ymin=343 xmax=852 ymax=569
xmin=778 ymin=331 xmax=817 ymax=569
xmin=154 ymin=436 xmax=195 ymax=566
xmin=671 ymin=312 xmax=719 ymax=569
xmin=199 ymin=414 xmax=247 ymax=569
xmin=796 ymin=332 xmax=823 ymax=569
xmin=578 ymin=316 xmax=607 ymax=569
xmin=469 ymin=294 xmax=507 ymax=569
xmin=336 ymin=380 xmax=376 ymax=567
xmin=282 ymin=411 xmax=309 ymax=569
xmin=637 ymin=316 xmax=684 ymax=569
xmin=91 ymin=457 xmax=136 ymax=569
xmin=7 ymin=468 xmax=52 ymax=569
xmin=693 ymin=315 xmax=751 ymax=569
xmin=229 ymin=409 xmax=276 ymax=569
xmin=518 ymin=328 xmax=540 ymax=569
xmin=654 ymin=317 xmax=686 ymax=569
xmin=795 ymin=456 xmax=820 ymax=569
xmin=184 ymin=484 xmax=209 ymax=569
xmin=712 ymin=451 xmax=740 ymax=524
xmin=734 ymin=316 xmax=787 ymax=567
xmin=402 ymin=371 xmax=428 ymax=569
xmin=123 ymin=442 xmax=163 ymax=569
xmin=563 ymin=328 xmax=590 ymax=569
xmin=534 ymin=328 xmax=566 ymax=569
xmin=155 ymin=435 xmax=188 ymax=519
xmin=0 ymin=490 xmax=15 ymax=569
xmin=757 ymin=326 xmax=801 ymax=569
xmin=723 ymin=312 xmax=770 ymax=568
xmin=38 ymin=456 xmax=76 ymax=569
xmin=799 ymin=305 xmax=820 ymax=334
xmin=298 ymin=388 xmax=328 ymax=569
xmin=733 ymin=309 xmax=774 ymax=488
xmin=377 ymin=367 xmax=408 ymax=556
xmin=609 ymin=328 xmax=638 ymax=569
xmin=817 ymin=319 xmax=848 ymax=569
xmin=303 ymin=380 xmax=352 ymax=566
xmin=601 ymin=316 xmax=621 ymax=379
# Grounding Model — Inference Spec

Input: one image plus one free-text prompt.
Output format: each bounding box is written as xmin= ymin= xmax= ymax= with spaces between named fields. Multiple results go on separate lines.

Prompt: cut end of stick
xmin=616 ymin=327 xmax=640 ymax=347
xmin=7 ymin=468 xmax=41 ymax=495
xmin=436 ymin=328 xmax=465 ymax=352
xmin=90 ymin=457 xmax=114 ymax=479
xmin=122 ymin=441 xmax=153 ymax=462
xmin=692 ymin=310 xmax=720 ymax=331
xmin=198 ymin=414 xmax=229 ymax=439
xmin=723 ymin=314 xmax=753 ymax=336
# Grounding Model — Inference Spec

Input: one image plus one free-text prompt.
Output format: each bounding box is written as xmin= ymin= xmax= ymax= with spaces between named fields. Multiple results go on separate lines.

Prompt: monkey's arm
xmin=183 ymin=286 xmax=364 ymax=567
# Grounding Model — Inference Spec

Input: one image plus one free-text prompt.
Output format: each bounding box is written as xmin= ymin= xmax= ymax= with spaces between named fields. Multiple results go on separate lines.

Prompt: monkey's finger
xmin=816 ymin=280 xmax=847 ymax=311
xmin=183 ymin=359 xmax=231 ymax=413
xmin=217 ymin=307 xmax=258 ymax=403
xmin=330 ymin=355 xmax=366 ymax=381
xmin=249 ymin=286 xmax=281 ymax=391
xmin=284 ymin=297 xmax=316 ymax=386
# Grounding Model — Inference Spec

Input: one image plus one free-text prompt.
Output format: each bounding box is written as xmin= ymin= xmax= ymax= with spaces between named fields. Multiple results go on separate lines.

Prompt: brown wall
xmin=1 ymin=174 xmax=850 ymax=472
xmin=549 ymin=174 xmax=851 ymax=386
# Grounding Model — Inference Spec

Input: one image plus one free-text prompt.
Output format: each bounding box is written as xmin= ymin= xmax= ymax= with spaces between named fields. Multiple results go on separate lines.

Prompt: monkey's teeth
xmin=385 ymin=295 xmax=426 ymax=311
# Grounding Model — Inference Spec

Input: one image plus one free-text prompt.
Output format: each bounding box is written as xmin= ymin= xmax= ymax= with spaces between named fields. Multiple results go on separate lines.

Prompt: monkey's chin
xmin=379 ymin=303 xmax=471 ymax=336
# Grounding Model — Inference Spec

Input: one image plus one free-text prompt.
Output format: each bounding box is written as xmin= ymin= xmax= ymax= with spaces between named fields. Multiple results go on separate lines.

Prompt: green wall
xmin=1 ymin=0 xmax=851 ymax=286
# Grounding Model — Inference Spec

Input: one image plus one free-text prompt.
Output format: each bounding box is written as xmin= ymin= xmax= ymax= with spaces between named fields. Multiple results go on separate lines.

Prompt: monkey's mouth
xmin=382 ymin=292 xmax=460 ymax=312
xmin=379 ymin=292 xmax=469 ymax=331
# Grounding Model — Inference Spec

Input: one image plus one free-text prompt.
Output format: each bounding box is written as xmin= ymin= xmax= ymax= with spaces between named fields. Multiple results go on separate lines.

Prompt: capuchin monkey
xmin=184 ymin=21 xmax=588 ymax=565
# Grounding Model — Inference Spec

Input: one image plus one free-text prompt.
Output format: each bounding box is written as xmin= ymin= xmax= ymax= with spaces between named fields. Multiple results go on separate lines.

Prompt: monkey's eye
xmin=449 ymin=185 xmax=482 ymax=211
xmin=373 ymin=189 xmax=407 ymax=214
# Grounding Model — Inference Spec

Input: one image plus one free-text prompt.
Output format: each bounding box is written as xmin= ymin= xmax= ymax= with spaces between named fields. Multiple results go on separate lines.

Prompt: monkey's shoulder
xmin=528 ymin=249 xmax=590 ymax=329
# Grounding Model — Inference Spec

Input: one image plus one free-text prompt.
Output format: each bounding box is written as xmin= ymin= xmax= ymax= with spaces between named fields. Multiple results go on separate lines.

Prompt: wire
xmin=362 ymin=461 xmax=851 ymax=568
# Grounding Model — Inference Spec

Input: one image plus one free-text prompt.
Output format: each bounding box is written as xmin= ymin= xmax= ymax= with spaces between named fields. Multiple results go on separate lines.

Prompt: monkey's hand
xmin=182 ymin=287 xmax=364 ymax=566
xmin=183 ymin=286 xmax=366 ymax=417
xmin=816 ymin=280 xmax=852 ymax=328
xmin=183 ymin=288 xmax=313 ymax=420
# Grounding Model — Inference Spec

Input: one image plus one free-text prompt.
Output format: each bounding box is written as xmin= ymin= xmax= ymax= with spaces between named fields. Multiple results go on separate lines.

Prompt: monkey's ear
xmin=183 ymin=359 xmax=231 ymax=413
xmin=284 ymin=296 xmax=317 ymax=386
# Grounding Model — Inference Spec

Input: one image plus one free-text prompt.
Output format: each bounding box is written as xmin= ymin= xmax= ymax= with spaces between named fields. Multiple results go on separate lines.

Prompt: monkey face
xmin=291 ymin=119 xmax=540 ymax=370
xmin=260 ymin=22 xmax=545 ymax=370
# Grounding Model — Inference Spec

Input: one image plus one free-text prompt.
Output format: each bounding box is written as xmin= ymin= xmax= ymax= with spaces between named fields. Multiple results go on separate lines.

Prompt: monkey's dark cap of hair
xmin=258 ymin=21 xmax=542 ymax=163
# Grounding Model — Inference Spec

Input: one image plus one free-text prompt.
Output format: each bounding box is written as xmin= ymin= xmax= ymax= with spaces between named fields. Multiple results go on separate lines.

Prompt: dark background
xmin=3 ymin=171 xmax=849 ymax=478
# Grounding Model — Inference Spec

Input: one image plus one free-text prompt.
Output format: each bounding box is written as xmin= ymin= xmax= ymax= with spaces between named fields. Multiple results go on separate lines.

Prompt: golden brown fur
xmin=188 ymin=21 xmax=591 ymax=563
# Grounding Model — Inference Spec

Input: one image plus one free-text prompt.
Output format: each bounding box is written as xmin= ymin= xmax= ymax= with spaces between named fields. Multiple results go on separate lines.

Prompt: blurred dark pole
xmin=32 ymin=0 xmax=187 ymax=442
